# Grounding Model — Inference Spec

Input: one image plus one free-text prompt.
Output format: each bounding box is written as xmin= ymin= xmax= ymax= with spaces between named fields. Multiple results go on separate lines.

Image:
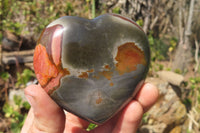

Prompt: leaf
xmin=0 ymin=72 xmax=10 ymax=81
xmin=86 ymin=123 xmax=98 ymax=131
xmin=3 ymin=103 xmax=14 ymax=118
xmin=22 ymin=101 xmax=31 ymax=110
xmin=136 ymin=19 xmax=144 ymax=27
xmin=16 ymin=69 xmax=35 ymax=87
xmin=168 ymin=47 xmax=173 ymax=52
xmin=13 ymin=95 xmax=22 ymax=107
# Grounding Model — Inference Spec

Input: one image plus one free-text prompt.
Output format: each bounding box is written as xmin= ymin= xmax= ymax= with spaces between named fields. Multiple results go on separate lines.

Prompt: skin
xmin=21 ymin=83 xmax=158 ymax=133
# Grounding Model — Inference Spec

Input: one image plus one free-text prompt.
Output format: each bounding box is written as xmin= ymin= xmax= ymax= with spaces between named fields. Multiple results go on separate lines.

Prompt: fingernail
xmin=146 ymin=82 xmax=156 ymax=89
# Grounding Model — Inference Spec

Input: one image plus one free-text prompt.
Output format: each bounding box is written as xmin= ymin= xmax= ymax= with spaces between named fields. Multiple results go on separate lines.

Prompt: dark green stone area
xmin=49 ymin=14 xmax=149 ymax=69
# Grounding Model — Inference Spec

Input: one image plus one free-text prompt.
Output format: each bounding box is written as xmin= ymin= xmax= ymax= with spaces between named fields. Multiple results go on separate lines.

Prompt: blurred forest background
xmin=0 ymin=0 xmax=200 ymax=132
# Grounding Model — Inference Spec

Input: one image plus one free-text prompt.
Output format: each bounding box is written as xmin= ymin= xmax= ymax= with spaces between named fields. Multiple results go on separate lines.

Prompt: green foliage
xmin=148 ymin=32 xmax=169 ymax=61
xmin=0 ymin=0 xmax=3 ymax=16
xmin=112 ymin=7 xmax=121 ymax=14
xmin=174 ymin=69 xmax=182 ymax=74
xmin=3 ymin=103 xmax=14 ymax=118
xmin=15 ymin=69 xmax=35 ymax=88
xmin=189 ymin=77 xmax=200 ymax=84
xmin=183 ymin=98 xmax=192 ymax=107
xmin=23 ymin=101 xmax=31 ymax=110
xmin=66 ymin=2 xmax=74 ymax=14
xmin=166 ymin=68 xmax=171 ymax=71
xmin=136 ymin=19 xmax=144 ymax=27
xmin=168 ymin=37 xmax=178 ymax=53
xmin=3 ymin=95 xmax=30 ymax=133
xmin=86 ymin=123 xmax=98 ymax=131
xmin=189 ymin=77 xmax=200 ymax=91
xmin=0 ymin=32 xmax=2 ymax=41
xmin=1 ymin=0 xmax=103 ymax=38
xmin=187 ymin=129 xmax=192 ymax=133
xmin=188 ymin=76 xmax=200 ymax=113
xmin=142 ymin=113 xmax=149 ymax=124
xmin=0 ymin=72 xmax=10 ymax=81
xmin=2 ymin=70 xmax=32 ymax=132
xmin=1 ymin=0 xmax=12 ymax=20
xmin=159 ymin=64 xmax=164 ymax=71
xmin=2 ymin=20 xmax=25 ymax=35
xmin=1 ymin=1 xmax=61 ymax=36
xmin=1 ymin=0 xmax=26 ymax=35
xmin=150 ymin=62 xmax=164 ymax=72
xmin=14 ymin=95 xmax=23 ymax=107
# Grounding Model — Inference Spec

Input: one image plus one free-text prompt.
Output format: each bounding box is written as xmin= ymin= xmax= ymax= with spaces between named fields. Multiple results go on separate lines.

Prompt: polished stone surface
xmin=33 ymin=14 xmax=150 ymax=124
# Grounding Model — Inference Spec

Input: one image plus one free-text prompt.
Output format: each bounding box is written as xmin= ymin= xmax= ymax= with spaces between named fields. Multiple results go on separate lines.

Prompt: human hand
xmin=21 ymin=83 xmax=158 ymax=133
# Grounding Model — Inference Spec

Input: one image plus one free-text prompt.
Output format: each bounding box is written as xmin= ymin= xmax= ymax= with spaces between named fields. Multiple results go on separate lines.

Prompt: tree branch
xmin=185 ymin=0 xmax=195 ymax=36
xmin=194 ymin=37 xmax=199 ymax=72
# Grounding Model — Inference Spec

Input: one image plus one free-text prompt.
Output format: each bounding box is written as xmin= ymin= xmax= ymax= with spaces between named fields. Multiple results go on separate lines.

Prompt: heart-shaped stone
xmin=33 ymin=13 xmax=150 ymax=124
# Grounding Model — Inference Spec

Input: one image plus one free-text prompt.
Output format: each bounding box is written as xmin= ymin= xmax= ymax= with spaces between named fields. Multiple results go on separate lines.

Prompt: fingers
xmin=92 ymin=100 xmax=143 ymax=133
xmin=22 ymin=85 xmax=65 ymax=133
xmin=112 ymin=100 xmax=143 ymax=133
xmin=135 ymin=83 xmax=159 ymax=112
xmin=110 ymin=83 xmax=158 ymax=133
xmin=64 ymin=112 xmax=90 ymax=133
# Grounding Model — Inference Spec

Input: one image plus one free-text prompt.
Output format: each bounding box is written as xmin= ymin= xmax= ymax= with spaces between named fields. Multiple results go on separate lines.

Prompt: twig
xmin=143 ymin=14 xmax=150 ymax=33
xmin=192 ymin=107 xmax=198 ymax=116
xmin=185 ymin=0 xmax=195 ymax=36
xmin=188 ymin=115 xmax=193 ymax=132
xmin=194 ymin=37 xmax=199 ymax=72
xmin=92 ymin=0 xmax=95 ymax=19
xmin=187 ymin=111 xmax=199 ymax=128
xmin=0 ymin=45 xmax=2 ymax=66
xmin=2 ymin=49 xmax=34 ymax=56
xmin=2 ymin=50 xmax=34 ymax=65
xmin=150 ymin=16 xmax=158 ymax=30
xmin=141 ymin=123 xmax=166 ymax=133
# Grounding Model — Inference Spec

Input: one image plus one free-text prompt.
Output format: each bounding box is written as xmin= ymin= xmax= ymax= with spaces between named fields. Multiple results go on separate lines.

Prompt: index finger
xmin=135 ymin=83 xmax=159 ymax=112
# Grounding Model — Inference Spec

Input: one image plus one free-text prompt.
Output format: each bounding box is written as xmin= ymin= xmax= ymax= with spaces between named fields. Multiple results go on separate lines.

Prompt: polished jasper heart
xmin=33 ymin=13 xmax=150 ymax=124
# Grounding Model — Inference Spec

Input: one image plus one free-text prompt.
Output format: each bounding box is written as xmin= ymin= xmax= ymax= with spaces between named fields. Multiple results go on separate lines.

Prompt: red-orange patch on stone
xmin=63 ymin=68 xmax=70 ymax=75
xmin=78 ymin=72 xmax=89 ymax=79
xmin=33 ymin=44 xmax=58 ymax=87
xmin=104 ymin=65 xmax=111 ymax=70
xmin=44 ymin=72 xmax=64 ymax=94
xmin=96 ymin=97 xmax=102 ymax=104
xmin=99 ymin=71 xmax=113 ymax=80
xmin=93 ymin=75 xmax=100 ymax=79
xmin=96 ymin=92 xmax=102 ymax=104
xmin=115 ymin=42 xmax=146 ymax=75
xmin=110 ymin=82 xmax=114 ymax=86
xmin=87 ymin=69 xmax=94 ymax=73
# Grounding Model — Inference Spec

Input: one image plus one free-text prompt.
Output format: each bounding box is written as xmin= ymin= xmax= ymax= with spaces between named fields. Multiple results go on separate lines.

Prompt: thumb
xmin=23 ymin=85 xmax=65 ymax=133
